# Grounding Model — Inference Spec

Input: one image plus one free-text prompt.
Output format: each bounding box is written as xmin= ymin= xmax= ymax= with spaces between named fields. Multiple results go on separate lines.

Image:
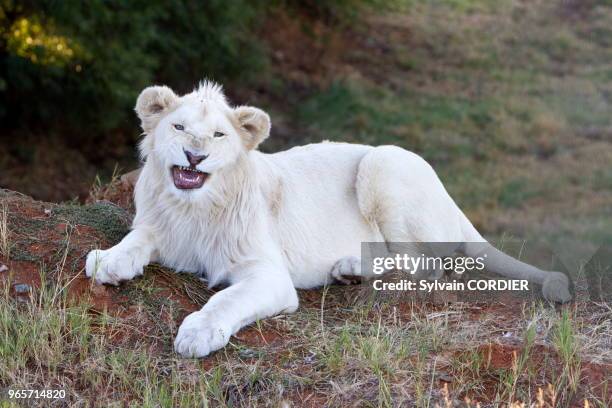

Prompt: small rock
xmin=13 ymin=283 xmax=31 ymax=294
xmin=438 ymin=372 xmax=453 ymax=383
xmin=0 ymin=264 xmax=8 ymax=273
xmin=303 ymin=352 xmax=316 ymax=364
xmin=239 ymin=348 xmax=258 ymax=359
xmin=91 ymin=284 xmax=108 ymax=297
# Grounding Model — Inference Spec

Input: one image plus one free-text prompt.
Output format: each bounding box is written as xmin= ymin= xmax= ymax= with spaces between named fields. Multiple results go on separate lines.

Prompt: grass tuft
xmin=0 ymin=200 xmax=9 ymax=258
xmin=552 ymin=309 xmax=582 ymax=396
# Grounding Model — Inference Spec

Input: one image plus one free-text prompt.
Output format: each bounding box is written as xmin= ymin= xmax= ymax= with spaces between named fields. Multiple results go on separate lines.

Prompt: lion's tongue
xmin=172 ymin=167 xmax=206 ymax=189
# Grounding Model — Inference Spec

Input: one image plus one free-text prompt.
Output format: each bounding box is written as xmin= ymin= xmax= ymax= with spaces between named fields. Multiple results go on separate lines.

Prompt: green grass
xmin=552 ymin=309 xmax=582 ymax=395
xmin=287 ymin=0 xmax=611 ymax=250
xmin=1 ymin=264 xmax=609 ymax=406
xmin=497 ymin=319 xmax=537 ymax=404
xmin=498 ymin=178 xmax=545 ymax=209
xmin=53 ymin=202 xmax=131 ymax=243
xmin=0 ymin=268 xmax=235 ymax=406
xmin=297 ymin=81 xmax=497 ymax=160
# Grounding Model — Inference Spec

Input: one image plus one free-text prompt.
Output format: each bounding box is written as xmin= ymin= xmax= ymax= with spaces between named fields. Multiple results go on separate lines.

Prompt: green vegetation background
xmin=0 ymin=0 xmax=610 ymax=246
xmin=0 ymin=0 xmax=382 ymax=139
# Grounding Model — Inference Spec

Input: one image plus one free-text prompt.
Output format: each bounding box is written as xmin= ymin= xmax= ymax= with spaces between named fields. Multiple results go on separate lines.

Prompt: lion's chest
xmin=152 ymin=209 xmax=254 ymax=286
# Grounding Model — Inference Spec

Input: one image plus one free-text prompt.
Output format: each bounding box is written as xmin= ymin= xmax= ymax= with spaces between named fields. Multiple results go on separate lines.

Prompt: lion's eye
xmin=173 ymin=124 xmax=184 ymax=131
xmin=214 ymin=131 xmax=225 ymax=138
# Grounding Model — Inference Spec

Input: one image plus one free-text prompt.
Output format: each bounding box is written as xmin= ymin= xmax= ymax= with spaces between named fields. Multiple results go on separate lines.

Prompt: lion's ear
xmin=135 ymin=86 xmax=178 ymax=134
xmin=234 ymin=106 xmax=271 ymax=150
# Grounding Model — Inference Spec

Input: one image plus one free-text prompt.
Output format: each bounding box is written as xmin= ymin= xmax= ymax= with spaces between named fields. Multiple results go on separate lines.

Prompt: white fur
xmin=86 ymin=81 xmax=571 ymax=358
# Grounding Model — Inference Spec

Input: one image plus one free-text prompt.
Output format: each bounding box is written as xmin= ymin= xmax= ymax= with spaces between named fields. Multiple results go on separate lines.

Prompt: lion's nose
xmin=184 ymin=149 xmax=208 ymax=166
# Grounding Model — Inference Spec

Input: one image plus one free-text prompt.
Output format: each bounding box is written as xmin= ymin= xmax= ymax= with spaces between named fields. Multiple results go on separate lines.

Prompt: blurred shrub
xmin=0 ymin=0 xmax=266 ymax=140
xmin=276 ymin=0 xmax=393 ymax=23
xmin=0 ymin=0 xmax=387 ymax=145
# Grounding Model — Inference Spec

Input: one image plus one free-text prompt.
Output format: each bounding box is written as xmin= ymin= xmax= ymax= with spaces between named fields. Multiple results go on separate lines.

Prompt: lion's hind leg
xmin=330 ymin=256 xmax=362 ymax=285
xmin=355 ymin=146 xmax=468 ymax=245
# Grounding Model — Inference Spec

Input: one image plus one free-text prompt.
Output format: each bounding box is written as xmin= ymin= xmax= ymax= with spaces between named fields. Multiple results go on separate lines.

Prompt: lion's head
xmin=134 ymin=81 xmax=270 ymax=198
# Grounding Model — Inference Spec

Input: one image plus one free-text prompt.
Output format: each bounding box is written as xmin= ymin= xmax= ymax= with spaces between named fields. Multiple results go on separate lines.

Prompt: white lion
xmin=86 ymin=81 xmax=571 ymax=358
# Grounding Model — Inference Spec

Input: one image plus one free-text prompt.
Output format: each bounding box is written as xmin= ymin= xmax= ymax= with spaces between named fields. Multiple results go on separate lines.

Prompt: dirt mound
xmin=1 ymin=186 xmax=609 ymax=406
xmin=0 ymin=187 xmax=211 ymax=317
xmin=87 ymin=168 xmax=141 ymax=213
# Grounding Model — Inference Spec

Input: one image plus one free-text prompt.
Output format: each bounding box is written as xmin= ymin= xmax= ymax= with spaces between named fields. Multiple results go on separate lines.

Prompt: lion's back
xmin=261 ymin=142 xmax=380 ymax=287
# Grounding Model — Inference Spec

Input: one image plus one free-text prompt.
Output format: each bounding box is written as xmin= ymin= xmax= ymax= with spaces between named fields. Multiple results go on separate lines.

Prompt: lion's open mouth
xmin=172 ymin=166 xmax=209 ymax=189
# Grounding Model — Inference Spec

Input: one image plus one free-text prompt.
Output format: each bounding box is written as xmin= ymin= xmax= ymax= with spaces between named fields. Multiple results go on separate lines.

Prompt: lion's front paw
xmin=174 ymin=311 xmax=231 ymax=358
xmin=85 ymin=248 xmax=144 ymax=285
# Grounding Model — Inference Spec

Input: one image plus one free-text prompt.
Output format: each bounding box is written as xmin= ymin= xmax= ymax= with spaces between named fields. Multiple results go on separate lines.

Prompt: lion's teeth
xmin=175 ymin=165 xmax=205 ymax=174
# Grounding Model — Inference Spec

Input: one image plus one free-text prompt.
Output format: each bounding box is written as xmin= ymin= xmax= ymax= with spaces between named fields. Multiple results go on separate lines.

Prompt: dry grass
xmin=1 ymin=268 xmax=609 ymax=406
xmin=0 ymin=199 xmax=9 ymax=258
xmin=88 ymin=164 xmax=121 ymax=203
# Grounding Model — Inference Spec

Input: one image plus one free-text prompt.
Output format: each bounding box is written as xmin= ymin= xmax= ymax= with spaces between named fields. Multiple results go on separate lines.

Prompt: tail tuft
xmin=542 ymin=272 xmax=572 ymax=303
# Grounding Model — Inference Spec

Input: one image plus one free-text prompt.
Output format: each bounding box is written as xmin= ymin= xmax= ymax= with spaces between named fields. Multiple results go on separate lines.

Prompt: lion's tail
xmin=457 ymin=215 xmax=571 ymax=303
